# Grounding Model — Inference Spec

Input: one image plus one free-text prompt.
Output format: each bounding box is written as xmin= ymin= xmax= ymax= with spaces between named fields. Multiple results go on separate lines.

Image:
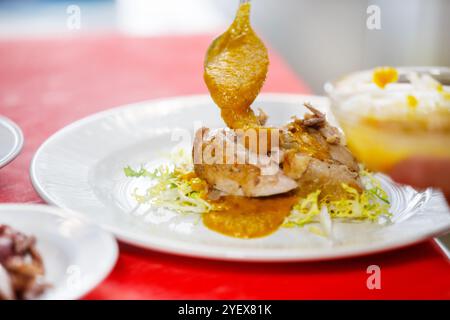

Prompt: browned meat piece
xmin=319 ymin=124 xmax=341 ymax=144
xmin=280 ymin=102 xmax=362 ymax=198
xmin=328 ymin=144 xmax=360 ymax=172
xmin=193 ymin=127 xmax=297 ymax=197
xmin=302 ymin=102 xmax=326 ymax=127
xmin=193 ymin=103 xmax=362 ymax=199
xmin=294 ymin=158 xmax=362 ymax=200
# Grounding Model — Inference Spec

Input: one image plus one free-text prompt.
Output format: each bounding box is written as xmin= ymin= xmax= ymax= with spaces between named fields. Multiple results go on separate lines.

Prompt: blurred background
xmin=0 ymin=0 xmax=448 ymax=92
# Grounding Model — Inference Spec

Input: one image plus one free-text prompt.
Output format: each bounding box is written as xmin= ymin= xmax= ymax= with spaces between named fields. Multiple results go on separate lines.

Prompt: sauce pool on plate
xmin=203 ymin=193 xmax=299 ymax=238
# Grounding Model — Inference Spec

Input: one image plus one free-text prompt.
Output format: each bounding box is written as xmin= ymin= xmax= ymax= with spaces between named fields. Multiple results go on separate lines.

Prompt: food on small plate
xmin=124 ymin=1 xmax=391 ymax=239
xmin=0 ymin=225 xmax=47 ymax=300
xmin=327 ymin=66 xmax=450 ymax=172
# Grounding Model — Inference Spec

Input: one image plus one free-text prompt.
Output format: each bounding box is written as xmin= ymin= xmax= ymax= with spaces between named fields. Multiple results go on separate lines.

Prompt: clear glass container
xmin=325 ymin=67 xmax=450 ymax=172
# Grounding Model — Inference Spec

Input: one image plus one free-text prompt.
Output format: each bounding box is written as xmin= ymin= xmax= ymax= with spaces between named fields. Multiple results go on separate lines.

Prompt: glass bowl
xmin=325 ymin=66 xmax=450 ymax=172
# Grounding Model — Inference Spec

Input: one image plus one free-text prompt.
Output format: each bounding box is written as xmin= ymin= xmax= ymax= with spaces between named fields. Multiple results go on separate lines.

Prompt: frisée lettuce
xmin=124 ymin=151 xmax=391 ymax=232
xmin=124 ymin=150 xmax=216 ymax=214
xmin=284 ymin=167 xmax=391 ymax=230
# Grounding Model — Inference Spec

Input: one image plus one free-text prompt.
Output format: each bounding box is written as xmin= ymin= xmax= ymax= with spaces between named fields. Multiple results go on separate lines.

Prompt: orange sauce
xmin=284 ymin=120 xmax=330 ymax=161
xmin=200 ymin=3 xmax=320 ymax=238
xmin=203 ymin=193 xmax=299 ymax=238
xmin=204 ymin=2 xmax=269 ymax=129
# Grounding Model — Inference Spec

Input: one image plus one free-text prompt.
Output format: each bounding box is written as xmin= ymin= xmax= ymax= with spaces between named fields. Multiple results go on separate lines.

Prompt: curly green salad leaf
xmin=124 ymin=150 xmax=215 ymax=214
xmin=124 ymin=151 xmax=391 ymax=235
xmin=284 ymin=167 xmax=391 ymax=232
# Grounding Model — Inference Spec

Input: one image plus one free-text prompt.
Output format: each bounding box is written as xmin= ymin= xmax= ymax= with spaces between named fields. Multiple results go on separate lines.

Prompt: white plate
xmin=0 ymin=116 xmax=24 ymax=168
xmin=0 ymin=204 xmax=118 ymax=299
xmin=30 ymin=94 xmax=450 ymax=262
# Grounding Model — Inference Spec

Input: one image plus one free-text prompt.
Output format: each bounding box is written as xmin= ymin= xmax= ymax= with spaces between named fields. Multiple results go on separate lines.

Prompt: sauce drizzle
xmin=204 ymin=2 xmax=269 ymax=129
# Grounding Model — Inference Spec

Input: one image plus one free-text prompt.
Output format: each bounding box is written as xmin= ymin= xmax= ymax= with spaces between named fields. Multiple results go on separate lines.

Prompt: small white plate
xmin=0 ymin=204 xmax=118 ymax=300
xmin=30 ymin=94 xmax=450 ymax=262
xmin=0 ymin=116 xmax=24 ymax=168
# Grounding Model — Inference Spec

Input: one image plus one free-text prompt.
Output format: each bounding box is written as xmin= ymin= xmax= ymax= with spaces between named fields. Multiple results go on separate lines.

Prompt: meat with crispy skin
xmin=193 ymin=103 xmax=362 ymax=199
xmin=193 ymin=127 xmax=297 ymax=197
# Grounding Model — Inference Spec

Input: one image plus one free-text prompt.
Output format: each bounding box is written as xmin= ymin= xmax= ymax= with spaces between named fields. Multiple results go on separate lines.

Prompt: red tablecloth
xmin=0 ymin=35 xmax=448 ymax=299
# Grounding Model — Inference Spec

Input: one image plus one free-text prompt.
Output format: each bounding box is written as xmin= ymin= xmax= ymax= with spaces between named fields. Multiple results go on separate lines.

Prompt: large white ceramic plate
xmin=0 ymin=116 xmax=24 ymax=168
xmin=30 ymin=94 xmax=450 ymax=261
xmin=0 ymin=204 xmax=118 ymax=299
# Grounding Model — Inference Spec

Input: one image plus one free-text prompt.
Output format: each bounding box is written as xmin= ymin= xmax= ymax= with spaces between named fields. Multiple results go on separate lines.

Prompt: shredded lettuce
xmin=123 ymin=166 xmax=157 ymax=178
xmin=307 ymin=225 xmax=328 ymax=237
xmin=124 ymin=149 xmax=216 ymax=214
xmin=125 ymin=150 xmax=391 ymax=234
xmin=360 ymin=167 xmax=390 ymax=204
xmin=284 ymin=168 xmax=391 ymax=232
xmin=284 ymin=190 xmax=321 ymax=227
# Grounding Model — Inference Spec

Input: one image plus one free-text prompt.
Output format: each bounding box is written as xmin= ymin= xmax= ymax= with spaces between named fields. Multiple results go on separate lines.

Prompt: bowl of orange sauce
xmin=325 ymin=67 xmax=450 ymax=172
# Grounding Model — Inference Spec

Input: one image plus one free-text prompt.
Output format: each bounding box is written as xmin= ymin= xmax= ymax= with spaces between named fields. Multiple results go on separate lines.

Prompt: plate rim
xmin=0 ymin=116 xmax=24 ymax=169
xmin=29 ymin=93 xmax=450 ymax=262
xmin=0 ymin=203 xmax=118 ymax=299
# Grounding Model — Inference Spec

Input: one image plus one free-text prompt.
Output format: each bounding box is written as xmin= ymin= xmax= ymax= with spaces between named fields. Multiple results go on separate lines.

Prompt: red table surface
xmin=0 ymin=34 xmax=449 ymax=300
